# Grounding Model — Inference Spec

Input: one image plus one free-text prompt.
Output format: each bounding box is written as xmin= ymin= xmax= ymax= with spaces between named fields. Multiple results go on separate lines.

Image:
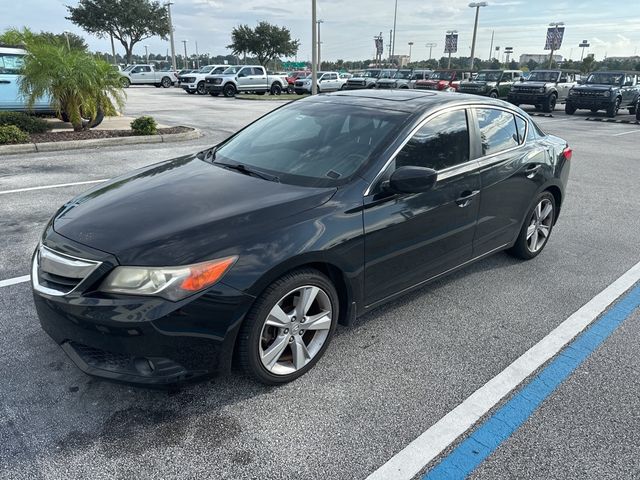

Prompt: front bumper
xmin=566 ymin=96 xmax=612 ymax=109
xmin=344 ymin=83 xmax=369 ymax=90
xmin=181 ymin=84 xmax=197 ymax=92
xmin=508 ymin=92 xmax=549 ymax=105
xmin=205 ymin=84 xmax=224 ymax=93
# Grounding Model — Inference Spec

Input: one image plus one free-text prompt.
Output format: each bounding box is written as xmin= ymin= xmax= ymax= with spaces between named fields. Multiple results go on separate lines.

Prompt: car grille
xmin=515 ymin=87 xmax=543 ymax=94
xmin=347 ymin=80 xmax=366 ymax=86
xmin=180 ymin=77 xmax=195 ymax=83
xmin=573 ymin=90 xmax=604 ymax=97
xmin=295 ymin=81 xmax=305 ymax=87
xmin=206 ymin=77 xmax=222 ymax=84
xmin=376 ymin=82 xmax=395 ymax=89
xmin=32 ymin=245 xmax=101 ymax=296
xmin=416 ymin=83 xmax=437 ymax=90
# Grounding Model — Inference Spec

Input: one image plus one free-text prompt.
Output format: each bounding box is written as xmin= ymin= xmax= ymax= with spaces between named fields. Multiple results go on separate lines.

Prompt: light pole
xmin=144 ymin=44 xmax=149 ymax=64
xmin=446 ymin=30 xmax=457 ymax=69
xmin=63 ymin=30 xmax=71 ymax=50
xmin=468 ymin=2 xmax=487 ymax=71
xmin=316 ymin=19 xmax=324 ymax=71
xmin=426 ymin=42 xmax=437 ymax=61
xmin=579 ymin=40 xmax=590 ymax=61
xmin=195 ymin=41 xmax=199 ymax=69
xmin=548 ymin=22 xmax=564 ymax=68
xmin=110 ymin=33 xmax=117 ymax=65
xmin=311 ymin=0 xmax=318 ymax=94
xmin=165 ymin=2 xmax=177 ymax=71
xmin=181 ymin=40 xmax=188 ymax=69
xmin=408 ymin=42 xmax=414 ymax=64
xmin=391 ymin=0 xmax=398 ymax=64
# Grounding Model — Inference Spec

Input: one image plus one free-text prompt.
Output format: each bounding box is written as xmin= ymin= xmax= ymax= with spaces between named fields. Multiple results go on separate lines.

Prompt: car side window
xmin=238 ymin=67 xmax=251 ymax=77
xmin=253 ymin=67 xmax=264 ymax=76
xmin=330 ymin=73 xmax=338 ymax=80
xmin=514 ymin=116 xmax=527 ymax=144
xmin=141 ymin=66 xmax=151 ymax=72
xmin=0 ymin=53 xmax=24 ymax=75
xmin=475 ymin=108 xmax=520 ymax=156
xmin=394 ymin=110 xmax=470 ymax=171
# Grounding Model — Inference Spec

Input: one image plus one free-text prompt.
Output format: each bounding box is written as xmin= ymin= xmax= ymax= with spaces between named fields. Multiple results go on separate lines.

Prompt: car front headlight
xmin=538 ymin=87 xmax=546 ymax=93
xmin=99 ymin=256 xmax=237 ymax=301
xmin=601 ymin=90 xmax=611 ymax=97
xmin=569 ymin=90 xmax=577 ymax=96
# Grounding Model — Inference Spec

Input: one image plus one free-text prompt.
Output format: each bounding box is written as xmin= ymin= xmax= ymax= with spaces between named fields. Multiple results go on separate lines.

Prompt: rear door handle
xmin=525 ymin=164 xmax=542 ymax=178
xmin=456 ymin=190 xmax=480 ymax=208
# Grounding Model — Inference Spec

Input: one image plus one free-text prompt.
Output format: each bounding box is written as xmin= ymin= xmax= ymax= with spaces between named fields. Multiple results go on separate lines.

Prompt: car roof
xmin=306 ymin=89 xmax=517 ymax=114
xmin=0 ymin=46 xmax=25 ymax=54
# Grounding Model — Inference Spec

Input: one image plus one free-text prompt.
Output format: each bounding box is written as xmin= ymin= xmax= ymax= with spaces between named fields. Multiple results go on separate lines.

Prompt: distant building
xmin=519 ymin=54 xmax=563 ymax=65
xmin=605 ymin=55 xmax=640 ymax=62
xmin=390 ymin=54 xmax=410 ymax=67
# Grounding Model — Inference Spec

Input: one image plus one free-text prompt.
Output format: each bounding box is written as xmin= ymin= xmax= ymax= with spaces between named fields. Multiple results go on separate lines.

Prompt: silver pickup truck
xmin=119 ymin=64 xmax=178 ymax=88
xmin=205 ymin=65 xmax=289 ymax=97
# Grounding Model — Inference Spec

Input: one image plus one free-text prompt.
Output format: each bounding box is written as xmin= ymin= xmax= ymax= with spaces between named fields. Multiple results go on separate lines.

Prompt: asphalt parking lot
xmin=1 ymin=87 xmax=639 ymax=480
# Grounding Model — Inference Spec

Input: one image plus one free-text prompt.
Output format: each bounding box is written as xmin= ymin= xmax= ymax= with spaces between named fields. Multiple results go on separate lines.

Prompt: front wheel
xmin=489 ymin=90 xmax=498 ymax=99
xmin=565 ymin=103 xmax=576 ymax=115
xmin=542 ymin=94 xmax=557 ymax=113
xmin=508 ymin=192 xmax=556 ymax=260
xmin=223 ymin=83 xmax=236 ymax=97
xmin=121 ymin=77 xmax=131 ymax=88
xmin=636 ymin=105 xmax=640 ymax=121
xmin=238 ymin=269 xmax=338 ymax=384
xmin=270 ymin=83 xmax=282 ymax=95
xmin=161 ymin=76 xmax=172 ymax=88
xmin=196 ymin=81 xmax=206 ymax=95
xmin=606 ymin=97 xmax=621 ymax=118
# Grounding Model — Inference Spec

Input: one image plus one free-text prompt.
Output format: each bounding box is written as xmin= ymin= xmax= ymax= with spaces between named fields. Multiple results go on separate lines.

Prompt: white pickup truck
xmin=178 ymin=65 xmax=228 ymax=95
xmin=204 ymin=65 xmax=289 ymax=97
xmin=119 ymin=64 xmax=178 ymax=88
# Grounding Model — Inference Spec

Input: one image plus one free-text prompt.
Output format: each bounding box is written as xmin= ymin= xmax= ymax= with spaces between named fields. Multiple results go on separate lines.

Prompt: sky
xmin=2 ymin=0 xmax=640 ymax=62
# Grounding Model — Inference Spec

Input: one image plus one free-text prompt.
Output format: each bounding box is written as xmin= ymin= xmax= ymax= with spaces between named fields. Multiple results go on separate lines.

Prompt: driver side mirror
xmin=519 ymin=77 xmax=525 ymax=82
xmin=576 ymin=79 xmax=584 ymax=85
xmin=385 ymin=166 xmax=438 ymax=194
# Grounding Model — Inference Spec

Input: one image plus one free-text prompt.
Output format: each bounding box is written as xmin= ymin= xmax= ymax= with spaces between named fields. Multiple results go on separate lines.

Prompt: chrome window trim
xmin=364 ymin=103 xmax=529 ymax=195
xmin=32 ymin=245 xmax=102 ymax=297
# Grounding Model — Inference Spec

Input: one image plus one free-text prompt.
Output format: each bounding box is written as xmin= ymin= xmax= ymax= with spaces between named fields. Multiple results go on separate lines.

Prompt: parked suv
xmin=458 ymin=70 xmax=523 ymax=98
xmin=565 ymin=71 xmax=639 ymax=117
xmin=375 ymin=69 xmax=414 ymax=89
xmin=508 ymin=70 xmax=578 ymax=112
xmin=204 ymin=65 xmax=289 ymax=97
xmin=415 ymin=70 xmax=472 ymax=92
xmin=179 ymin=65 xmax=227 ymax=95
xmin=0 ymin=46 xmax=53 ymax=112
xmin=294 ymin=71 xmax=346 ymax=94
xmin=286 ymin=71 xmax=311 ymax=93
xmin=119 ymin=64 xmax=177 ymax=88
xmin=345 ymin=69 xmax=394 ymax=89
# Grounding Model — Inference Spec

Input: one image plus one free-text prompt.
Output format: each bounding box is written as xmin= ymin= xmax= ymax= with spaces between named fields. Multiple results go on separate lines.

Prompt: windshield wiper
xmin=216 ymin=162 xmax=280 ymax=183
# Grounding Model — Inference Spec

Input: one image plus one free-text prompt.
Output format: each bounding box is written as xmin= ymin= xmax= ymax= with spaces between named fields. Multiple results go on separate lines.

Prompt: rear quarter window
xmin=0 ymin=53 xmax=24 ymax=75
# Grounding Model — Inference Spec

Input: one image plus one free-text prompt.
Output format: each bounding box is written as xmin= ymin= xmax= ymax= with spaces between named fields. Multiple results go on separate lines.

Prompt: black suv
xmin=508 ymin=70 xmax=579 ymax=113
xmin=565 ymin=71 xmax=640 ymax=117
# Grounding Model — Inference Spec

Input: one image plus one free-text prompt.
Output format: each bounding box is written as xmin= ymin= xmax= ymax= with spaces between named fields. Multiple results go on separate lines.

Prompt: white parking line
xmin=366 ymin=259 xmax=640 ymax=480
xmin=0 ymin=179 xmax=107 ymax=195
xmin=613 ymin=129 xmax=640 ymax=137
xmin=0 ymin=275 xmax=30 ymax=288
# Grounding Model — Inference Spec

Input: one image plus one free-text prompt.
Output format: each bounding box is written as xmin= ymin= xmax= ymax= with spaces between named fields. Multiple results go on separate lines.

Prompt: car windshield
xmin=0 ymin=53 xmax=24 ymax=74
xmin=378 ymin=70 xmax=394 ymax=79
xmin=212 ymin=101 xmax=407 ymax=187
xmin=222 ymin=66 xmax=240 ymax=74
xmin=393 ymin=70 xmax=412 ymax=79
xmin=198 ymin=66 xmax=213 ymax=73
xmin=362 ymin=70 xmax=380 ymax=78
xmin=528 ymin=71 xmax=560 ymax=82
xmin=430 ymin=71 xmax=454 ymax=81
xmin=475 ymin=71 xmax=502 ymax=81
xmin=586 ymin=73 xmax=623 ymax=85
xmin=122 ymin=65 xmax=134 ymax=72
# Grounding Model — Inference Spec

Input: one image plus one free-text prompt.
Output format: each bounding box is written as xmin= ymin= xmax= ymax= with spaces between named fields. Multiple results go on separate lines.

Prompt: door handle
xmin=456 ymin=190 xmax=480 ymax=208
xmin=524 ymin=164 xmax=542 ymax=178
xmin=0 ymin=80 xmax=10 ymax=84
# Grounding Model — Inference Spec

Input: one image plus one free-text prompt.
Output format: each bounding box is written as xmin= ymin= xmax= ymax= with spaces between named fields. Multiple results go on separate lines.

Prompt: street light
xmin=144 ymin=44 xmax=149 ymax=64
xmin=311 ymin=0 xmax=318 ymax=95
xmin=408 ymin=42 xmax=414 ymax=64
xmin=165 ymin=2 xmax=177 ymax=72
xmin=579 ymin=40 xmax=590 ymax=61
xmin=181 ymin=40 xmax=189 ymax=69
xmin=391 ymin=0 xmax=398 ymax=64
xmin=425 ymin=42 xmax=437 ymax=61
xmin=548 ymin=21 xmax=564 ymax=68
xmin=468 ymin=2 xmax=488 ymax=70
xmin=316 ymin=19 xmax=324 ymax=71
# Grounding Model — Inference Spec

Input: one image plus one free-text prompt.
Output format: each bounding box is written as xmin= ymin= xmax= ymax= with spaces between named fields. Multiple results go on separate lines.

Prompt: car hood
xmin=573 ymin=84 xmax=615 ymax=92
xmin=53 ymin=155 xmax=337 ymax=266
xmin=514 ymin=81 xmax=550 ymax=88
xmin=461 ymin=81 xmax=495 ymax=87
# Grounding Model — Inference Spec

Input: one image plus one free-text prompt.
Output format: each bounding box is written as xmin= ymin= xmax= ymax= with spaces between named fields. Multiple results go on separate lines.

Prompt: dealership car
xmin=0 ymin=46 xmax=53 ymax=112
xmin=32 ymin=90 xmax=571 ymax=386
xmin=508 ymin=69 xmax=579 ymax=112
xmin=415 ymin=70 xmax=472 ymax=92
xmin=293 ymin=71 xmax=346 ymax=94
xmin=179 ymin=64 xmax=228 ymax=94
xmin=565 ymin=71 xmax=639 ymax=117
xmin=458 ymin=69 xmax=524 ymax=98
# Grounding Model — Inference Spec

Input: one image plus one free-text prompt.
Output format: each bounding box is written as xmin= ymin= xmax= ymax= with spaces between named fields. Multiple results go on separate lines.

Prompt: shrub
xmin=0 ymin=125 xmax=30 ymax=145
xmin=130 ymin=116 xmax=158 ymax=136
xmin=0 ymin=111 xmax=50 ymax=133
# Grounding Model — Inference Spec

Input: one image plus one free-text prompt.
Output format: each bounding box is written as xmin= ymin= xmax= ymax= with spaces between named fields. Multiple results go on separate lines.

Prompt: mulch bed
xmin=28 ymin=127 xmax=192 ymax=143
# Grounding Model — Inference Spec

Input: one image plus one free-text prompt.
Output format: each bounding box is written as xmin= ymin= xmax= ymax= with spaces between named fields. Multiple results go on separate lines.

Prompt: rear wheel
xmin=542 ymin=93 xmax=557 ymax=113
xmin=161 ymin=76 xmax=172 ymax=88
xmin=238 ymin=269 xmax=338 ymax=384
xmin=606 ymin=97 xmax=621 ymax=118
xmin=270 ymin=83 xmax=282 ymax=95
xmin=565 ymin=103 xmax=576 ymax=115
xmin=121 ymin=77 xmax=130 ymax=88
xmin=508 ymin=192 xmax=556 ymax=260
xmin=223 ymin=83 xmax=236 ymax=97
xmin=489 ymin=90 xmax=498 ymax=99
xmin=196 ymin=81 xmax=206 ymax=95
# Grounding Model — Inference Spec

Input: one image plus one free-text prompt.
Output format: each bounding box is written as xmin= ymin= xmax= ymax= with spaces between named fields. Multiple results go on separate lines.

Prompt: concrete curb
xmin=0 ymin=127 xmax=202 ymax=156
xmin=585 ymin=117 xmax=640 ymax=124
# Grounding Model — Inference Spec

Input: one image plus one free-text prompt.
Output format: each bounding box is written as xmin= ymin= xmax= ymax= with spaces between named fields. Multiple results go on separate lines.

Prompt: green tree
xmin=581 ymin=55 xmax=596 ymax=74
xmin=66 ymin=0 xmax=170 ymax=64
xmin=19 ymin=35 xmax=125 ymax=131
xmin=228 ymin=21 xmax=299 ymax=67
xmin=0 ymin=28 xmax=87 ymax=51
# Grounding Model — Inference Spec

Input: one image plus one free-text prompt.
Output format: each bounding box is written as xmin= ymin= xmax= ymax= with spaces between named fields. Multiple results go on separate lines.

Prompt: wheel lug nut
xmin=289 ymin=337 xmax=294 ymax=343
xmin=284 ymin=329 xmax=289 ymax=334
xmin=301 ymin=318 xmax=306 ymax=323
xmin=299 ymin=330 xmax=305 ymax=335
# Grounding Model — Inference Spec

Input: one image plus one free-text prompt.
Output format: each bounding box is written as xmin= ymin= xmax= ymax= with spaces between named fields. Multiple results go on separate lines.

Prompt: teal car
xmin=0 ymin=46 xmax=53 ymax=112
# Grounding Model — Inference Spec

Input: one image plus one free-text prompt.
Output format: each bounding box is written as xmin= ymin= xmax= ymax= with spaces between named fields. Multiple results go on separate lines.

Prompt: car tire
xmin=238 ymin=268 xmax=339 ymax=385
xmin=340 ymin=84 xmax=346 ymax=90
xmin=161 ymin=77 xmax=172 ymax=88
xmin=223 ymin=83 xmax=236 ymax=97
xmin=270 ymin=83 xmax=282 ymax=95
xmin=287 ymin=85 xmax=294 ymax=94
xmin=542 ymin=94 xmax=557 ymax=113
xmin=489 ymin=90 xmax=499 ymax=99
xmin=507 ymin=191 xmax=556 ymax=260
xmin=186 ymin=90 xmax=196 ymax=94
xmin=606 ymin=97 xmax=621 ymax=118
xmin=565 ymin=103 xmax=576 ymax=115
xmin=196 ymin=82 xmax=206 ymax=95
xmin=210 ymin=92 xmax=220 ymax=97
xmin=629 ymin=105 xmax=636 ymax=115
xmin=636 ymin=105 xmax=640 ymax=121
xmin=121 ymin=77 xmax=131 ymax=88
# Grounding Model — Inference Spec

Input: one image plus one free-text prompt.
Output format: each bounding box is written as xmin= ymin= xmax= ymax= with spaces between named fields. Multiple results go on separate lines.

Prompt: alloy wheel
xmin=526 ymin=199 xmax=553 ymax=253
xmin=259 ymin=285 xmax=332 ymax=376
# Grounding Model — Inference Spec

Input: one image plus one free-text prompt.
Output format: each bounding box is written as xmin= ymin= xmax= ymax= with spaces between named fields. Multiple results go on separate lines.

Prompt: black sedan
xmin=32 ymin=90 xmax=572 ymax=386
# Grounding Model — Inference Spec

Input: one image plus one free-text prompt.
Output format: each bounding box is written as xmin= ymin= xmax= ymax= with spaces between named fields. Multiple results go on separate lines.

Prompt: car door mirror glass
xmin=388 ymin=166 xmax=437 ymax=194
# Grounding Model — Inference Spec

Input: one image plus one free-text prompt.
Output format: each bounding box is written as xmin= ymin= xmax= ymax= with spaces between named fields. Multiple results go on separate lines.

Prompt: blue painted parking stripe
xmin=423 ymin=283 xmax=640 ymax=480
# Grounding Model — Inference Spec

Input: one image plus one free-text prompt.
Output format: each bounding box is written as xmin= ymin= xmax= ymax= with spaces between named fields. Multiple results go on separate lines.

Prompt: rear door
xmin=621 ymin=74 xmax=637 ymax=106
xmin=363 ymin=108 xmax=481 ymax=305
xmin=498 ymin=72 xmax=514 ymax=97
xmin=557 ymin=72 xmax=572 ymax=101
xmin=471 ymin=107 xmax=548 ymax=256
xmin=252 ymin=67 xmax=267 ymax=89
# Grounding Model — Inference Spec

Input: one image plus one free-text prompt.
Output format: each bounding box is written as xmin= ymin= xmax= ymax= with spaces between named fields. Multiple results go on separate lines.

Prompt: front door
xmin=129 ymin=65 xmax=152 ymax=84
xmin=363 ymin=108 xmax=481 ymax=305
xmin=498 ymin=72 xmax=514 ymax=98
